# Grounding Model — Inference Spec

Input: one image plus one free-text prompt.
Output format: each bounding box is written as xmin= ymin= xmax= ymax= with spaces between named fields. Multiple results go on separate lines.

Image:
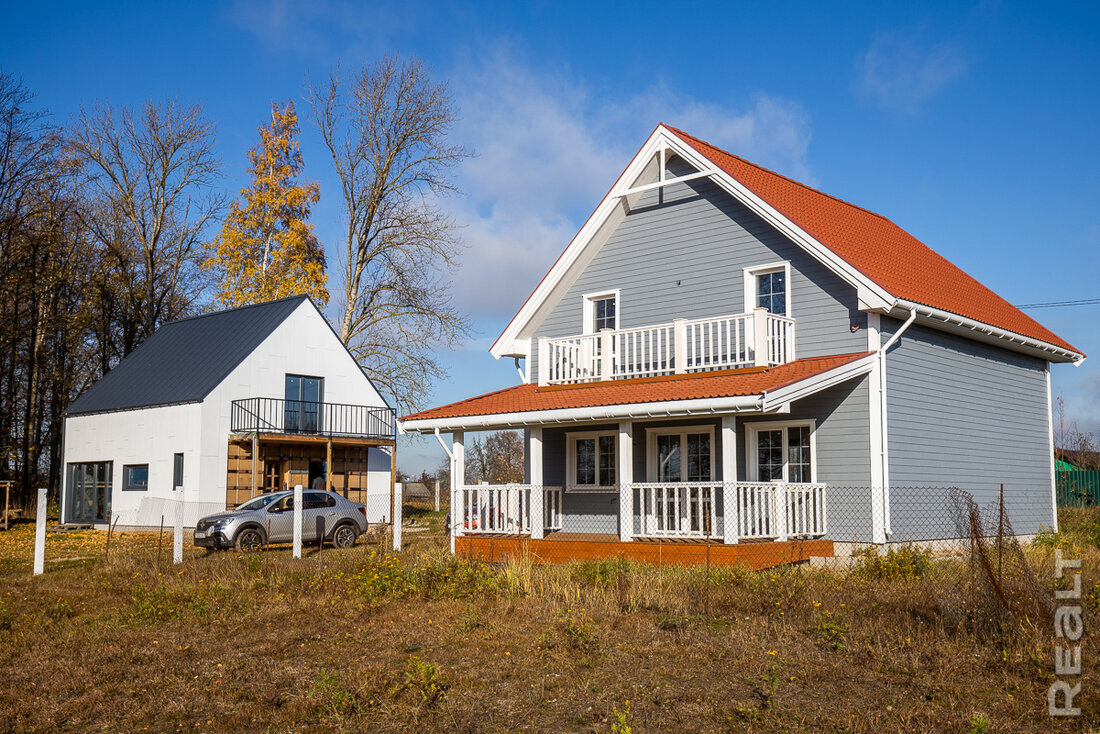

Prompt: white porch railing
xmin=636 ymin=482 xmax=722 ymax=539
xmin=735 ymin=482 xmax=827 ymax=540
xmin=539 ymin=308 xmax=795 ymax=385
xmin=457 ymin=485 xmax=563 ymax=535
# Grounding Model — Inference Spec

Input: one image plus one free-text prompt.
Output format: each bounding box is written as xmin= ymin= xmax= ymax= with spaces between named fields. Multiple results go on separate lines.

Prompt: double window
xmin=567 ymin=431 xmax=617 ymax=490
xmin=647 ymin=427 xmax=714 ymax=482
xmin=746 ymin=421 xmax=815 ymax=483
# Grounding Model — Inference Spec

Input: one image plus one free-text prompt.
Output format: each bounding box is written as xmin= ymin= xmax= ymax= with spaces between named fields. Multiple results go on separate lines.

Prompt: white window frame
xmin=646 ymin=425 xmax=716 ymax=482
xmin=744 ymin=419 xmax=817 ymax=483
xmin=582 ymin=289 xmax=620 ymax=334
xmin=743 ymin=262 xmax=791 ymax=318
xmin=566 ymin=429 xmax=619 ymax=492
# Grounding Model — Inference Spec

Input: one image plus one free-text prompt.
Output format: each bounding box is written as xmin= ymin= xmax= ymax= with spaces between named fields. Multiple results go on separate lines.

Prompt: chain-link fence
xmin=434 ymin=482 xmax=1067 ymax=629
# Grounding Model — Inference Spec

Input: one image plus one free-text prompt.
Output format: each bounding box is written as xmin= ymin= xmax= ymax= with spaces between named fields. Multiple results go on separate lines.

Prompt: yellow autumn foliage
xmin=204 ymin=101 xmax=327 ymax=307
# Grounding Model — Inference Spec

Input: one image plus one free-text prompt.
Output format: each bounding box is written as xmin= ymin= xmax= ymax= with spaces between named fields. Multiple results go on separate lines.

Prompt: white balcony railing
xmin=636 ymin=482 xmax=722 ymax=539
xmin=735 ymin=482 xmax=827 ymax=540
xmin=538 ymin=308 xmax=795 ymax=385
xmin=457 ymin=485 xmax=563 ymax=535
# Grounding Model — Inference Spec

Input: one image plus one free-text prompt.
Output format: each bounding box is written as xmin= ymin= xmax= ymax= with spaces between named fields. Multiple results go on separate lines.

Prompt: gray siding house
xmin=401 ymin=124 xmax=1083 ymax=563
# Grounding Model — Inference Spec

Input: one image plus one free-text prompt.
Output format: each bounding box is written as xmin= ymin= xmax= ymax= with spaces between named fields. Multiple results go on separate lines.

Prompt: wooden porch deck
xmin=456 ymin=532 xmax=833 ymax=570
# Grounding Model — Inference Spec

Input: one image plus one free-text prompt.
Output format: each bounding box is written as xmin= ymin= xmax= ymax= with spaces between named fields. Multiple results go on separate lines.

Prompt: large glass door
xmin=67 ymin=462 xmax=112 ymax=524
xmin=284 ymin=375 xmax=324 ymax=433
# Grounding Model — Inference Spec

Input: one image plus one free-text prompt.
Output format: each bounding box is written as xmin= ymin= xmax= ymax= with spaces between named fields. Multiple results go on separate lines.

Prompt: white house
xmin=62 ymin=296 xmax=396 ymax=528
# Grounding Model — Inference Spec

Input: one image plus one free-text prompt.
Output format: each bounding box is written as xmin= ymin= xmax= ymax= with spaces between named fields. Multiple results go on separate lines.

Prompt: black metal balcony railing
xmin=230 ymin=397 xmax=396 ymax=440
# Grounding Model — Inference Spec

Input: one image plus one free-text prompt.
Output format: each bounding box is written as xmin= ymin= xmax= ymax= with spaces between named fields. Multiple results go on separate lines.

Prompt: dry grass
xmin=0 ymin=509 xmax=1097 ymax=733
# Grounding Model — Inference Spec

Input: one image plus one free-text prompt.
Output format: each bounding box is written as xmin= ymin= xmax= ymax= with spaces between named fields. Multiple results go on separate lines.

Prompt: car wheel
xmin=235 ymin=527 xmax=264 ymax=552
xmin=332 ymin=523 xmax=358 ymax=549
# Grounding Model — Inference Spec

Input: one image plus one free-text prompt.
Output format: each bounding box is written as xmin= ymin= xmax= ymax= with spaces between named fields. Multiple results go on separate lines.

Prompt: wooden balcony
xmin=538 ymin=307 xmax=795 ymax=386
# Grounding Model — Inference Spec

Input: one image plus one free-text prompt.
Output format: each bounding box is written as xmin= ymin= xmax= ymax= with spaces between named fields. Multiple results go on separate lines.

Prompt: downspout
xmin=513 ymin=357 xmax=527 ymax=384
xmin=878 ymin=308 xmax=917 ymax=537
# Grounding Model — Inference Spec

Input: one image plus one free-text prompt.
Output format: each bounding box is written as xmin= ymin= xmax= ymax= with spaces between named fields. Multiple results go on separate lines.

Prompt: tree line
xmin=0 ymin=56 xmax=470 ymax=507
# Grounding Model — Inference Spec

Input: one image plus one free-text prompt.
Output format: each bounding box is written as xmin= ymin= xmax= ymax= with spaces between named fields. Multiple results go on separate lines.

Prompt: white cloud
xmin=856 ymin=31 xmax=969 ymax=113
xmin=445 ymin=51 xmax=815 ymax=323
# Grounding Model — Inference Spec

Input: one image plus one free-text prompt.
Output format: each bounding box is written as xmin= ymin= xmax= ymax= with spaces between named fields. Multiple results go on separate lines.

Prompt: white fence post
xmin=33 ymin=487 xmax=47 ymax=575
xmin=434 ymin=479 xmax=440 ymax=512
xmin=673 ymin=318 xmax=687 ymax=374
xmin=392 ymin=479 xmax=403 ymax=551
xmin=753 ymin=307 xmax=769 ymax=367
xmin=599 ymin=329 xmax=614 ymax=380
xmin=173 ymin=485 xmax=184 ymax=565
xmin=292 ymin=483 xmax=303 ymax=559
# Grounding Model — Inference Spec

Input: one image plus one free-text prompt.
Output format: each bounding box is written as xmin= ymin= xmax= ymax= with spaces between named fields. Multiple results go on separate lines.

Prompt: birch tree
xmin=69 ymin=98 xmax=222 ymax=343
xmin=308 ymin=56 xmax=470 ymax=414
xmin=204 ymin=101 xmax=327 ymax=307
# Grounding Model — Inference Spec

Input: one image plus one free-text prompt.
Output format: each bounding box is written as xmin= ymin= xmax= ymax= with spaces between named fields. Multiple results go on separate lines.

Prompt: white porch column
xmin=618 ymin=421 xmax=634 ymax=542
xmin=721 ymin=415 xmax=739 ymax=545
xmin=450 ymin=431 xmax=465 ymax=554
xmin=529 ymin=427 xmax=545 ymax=539
xmin=775 ymin=483 xmax=788 ymax=542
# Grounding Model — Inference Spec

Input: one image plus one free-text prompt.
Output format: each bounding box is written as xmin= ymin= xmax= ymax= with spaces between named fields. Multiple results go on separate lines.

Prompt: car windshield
xmin=235 ymin=493 xmax=285 ymax=512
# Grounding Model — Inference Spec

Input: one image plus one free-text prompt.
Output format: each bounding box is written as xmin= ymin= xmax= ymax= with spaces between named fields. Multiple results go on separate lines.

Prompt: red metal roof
xmin=401 ymin=353 xmax=872 ymax=422
xmin=664 ymin=125 xmax=1079 ymax=354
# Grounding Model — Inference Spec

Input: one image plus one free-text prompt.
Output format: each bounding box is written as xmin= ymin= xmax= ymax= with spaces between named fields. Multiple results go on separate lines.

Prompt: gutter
xmin=878 ymin=307 xmax=916 ymax=537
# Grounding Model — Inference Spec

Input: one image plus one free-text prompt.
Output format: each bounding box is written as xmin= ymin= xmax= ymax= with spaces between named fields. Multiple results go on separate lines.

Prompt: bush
xmin=855 ymin=545 xmax=933 ymax=580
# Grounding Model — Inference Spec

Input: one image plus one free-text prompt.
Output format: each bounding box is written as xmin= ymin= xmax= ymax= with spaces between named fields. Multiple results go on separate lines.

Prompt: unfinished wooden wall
xmin=226 ymin=440 xmax=379 ymax=508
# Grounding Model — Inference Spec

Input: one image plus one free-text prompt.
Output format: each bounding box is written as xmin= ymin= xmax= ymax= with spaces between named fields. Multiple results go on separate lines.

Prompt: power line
xmin=1015 ymin=297 xmax=1100 ymax=310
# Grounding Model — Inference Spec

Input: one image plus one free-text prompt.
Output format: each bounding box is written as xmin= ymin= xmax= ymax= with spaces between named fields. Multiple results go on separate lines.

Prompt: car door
xmin=302 ymin=491 xmax=337 ymax=541
xmin=265 ymin=494 xmax=295 ymax=543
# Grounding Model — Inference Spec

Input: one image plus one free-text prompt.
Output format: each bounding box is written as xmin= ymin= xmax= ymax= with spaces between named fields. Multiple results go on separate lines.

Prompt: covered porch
xmin=399 ymin=352 xmax=881 ymax=566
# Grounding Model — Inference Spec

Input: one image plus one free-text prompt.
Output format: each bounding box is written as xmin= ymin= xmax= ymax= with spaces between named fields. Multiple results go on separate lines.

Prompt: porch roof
xmin=400 ymin=352 xmax=874 ymax=430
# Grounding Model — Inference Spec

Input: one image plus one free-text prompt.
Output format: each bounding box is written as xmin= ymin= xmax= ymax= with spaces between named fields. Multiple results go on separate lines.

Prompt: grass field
xmin=0 ymin=504 xmax=1096 ymax=732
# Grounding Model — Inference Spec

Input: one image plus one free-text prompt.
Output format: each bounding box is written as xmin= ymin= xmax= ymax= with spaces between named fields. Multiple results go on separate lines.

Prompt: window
xmin=744 ymin=262 xmax=791 ymax=317
xmin=173 ymin=453 xmax=184 ymax=490
xmin=567 ymin=431 xmax=617 ymax=489
xmin=123 ymin=464 xmax=149 ymax=491
xmin=648 ymin=427 xmax=714 ymax=482
xmin=582 ymin=290 xmax=619 ymax=334
xmin=303 ymin=491 xmax=336 ymax=510
xmin=66 ymin=462 xmax=112 ymax=524
xmin=285 ymin=374 xmax=324 ymax=433
xmin=746 ymin=421 xmax=816 ymax=483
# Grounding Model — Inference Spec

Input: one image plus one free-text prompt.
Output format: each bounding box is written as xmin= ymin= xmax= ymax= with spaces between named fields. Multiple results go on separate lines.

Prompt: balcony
xmin=230 ymin=397 xmax=396 ymax=441
xmin=537 ymin=307 xmax=795 ymax=386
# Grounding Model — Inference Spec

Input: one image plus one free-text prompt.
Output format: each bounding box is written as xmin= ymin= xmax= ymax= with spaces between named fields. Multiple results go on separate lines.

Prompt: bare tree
xmin=308 ymin=56 xmax=471 ymax=414
xmin=68 ymin=98 xmax=222 ymax=342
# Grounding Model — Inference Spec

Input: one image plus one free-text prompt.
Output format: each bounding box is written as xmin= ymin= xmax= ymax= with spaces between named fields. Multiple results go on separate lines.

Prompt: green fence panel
xmin=1057 ymin=470 xmax=1100 ymax=506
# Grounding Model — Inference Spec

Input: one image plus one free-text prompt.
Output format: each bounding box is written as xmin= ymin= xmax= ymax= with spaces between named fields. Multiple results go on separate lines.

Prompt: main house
xmin=62 ymin=296 xmax=397 ymax=529
xmin=400 ymin=124 xmax=1084 ymax=567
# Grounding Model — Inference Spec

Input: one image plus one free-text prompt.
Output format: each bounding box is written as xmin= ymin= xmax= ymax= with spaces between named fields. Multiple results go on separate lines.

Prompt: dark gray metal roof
xmin=67 ymin=296 xmax=310 ymax=416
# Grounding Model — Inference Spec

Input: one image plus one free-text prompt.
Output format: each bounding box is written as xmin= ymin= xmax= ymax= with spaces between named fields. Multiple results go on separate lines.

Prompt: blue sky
xmin=4 ymin=1 xmax=1098 ymax=474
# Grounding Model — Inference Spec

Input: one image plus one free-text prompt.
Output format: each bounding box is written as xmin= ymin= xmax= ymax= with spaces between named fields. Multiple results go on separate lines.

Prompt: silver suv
xmin=193 ymin=490 xmax=369 ymax=551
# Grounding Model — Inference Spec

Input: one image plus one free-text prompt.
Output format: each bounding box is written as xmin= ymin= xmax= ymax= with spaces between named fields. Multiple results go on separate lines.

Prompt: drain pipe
xmin=878 ymin=308 xmax=917 ymax=537
xmin=435 ymin=428 xmax=457 ymax=554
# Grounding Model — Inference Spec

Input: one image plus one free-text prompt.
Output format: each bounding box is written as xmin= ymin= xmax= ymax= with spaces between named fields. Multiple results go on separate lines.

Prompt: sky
xmin=3 ymin=1 xmax=1099 ymax=474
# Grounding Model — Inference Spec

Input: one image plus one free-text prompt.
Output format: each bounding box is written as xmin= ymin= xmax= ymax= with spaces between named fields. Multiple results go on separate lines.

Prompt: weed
xmin=815 ymin=612 xmax=846 ymax=650
xmin=760 ymin=659 xmax=782 ymax=710
xmin=609 ymin=701 xmax=632 ymax=733
xmin=966 ymin=712 xmax=990 ymax=734
xmin=555 ymin=609 xmax=598 ymax=651
xmin=401 ymin=656 xmax=445 ymax=707
xmin=459 ymin=607 xmax=492 ymax=634
xmin=309 ymin=669 xmax=362 ymax=719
